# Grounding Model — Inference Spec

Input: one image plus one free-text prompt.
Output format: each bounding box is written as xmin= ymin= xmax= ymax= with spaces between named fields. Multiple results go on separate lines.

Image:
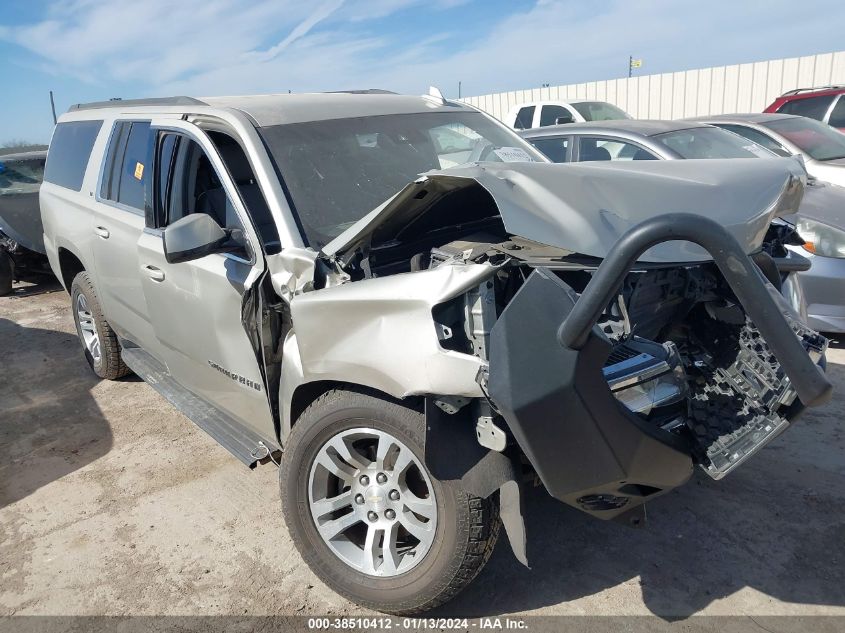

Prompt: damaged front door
xmin=137 ymin=119 xmax=275 ymax=443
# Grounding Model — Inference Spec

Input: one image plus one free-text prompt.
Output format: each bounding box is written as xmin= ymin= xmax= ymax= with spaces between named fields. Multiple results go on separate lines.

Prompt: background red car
xmin=765 ymin=86 xmax=845 ymax=131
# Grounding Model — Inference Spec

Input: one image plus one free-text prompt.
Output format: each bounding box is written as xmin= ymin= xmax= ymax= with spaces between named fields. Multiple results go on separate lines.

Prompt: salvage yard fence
xmin=461 ymin=50 xmax=845 ymax=122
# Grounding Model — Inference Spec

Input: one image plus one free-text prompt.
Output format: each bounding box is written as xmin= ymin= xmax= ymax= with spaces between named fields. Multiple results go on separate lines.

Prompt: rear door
xmin=137 ymin=119 xmax=274 ymax=440
xmin=91 ymin=119 xmax=162 ymax=356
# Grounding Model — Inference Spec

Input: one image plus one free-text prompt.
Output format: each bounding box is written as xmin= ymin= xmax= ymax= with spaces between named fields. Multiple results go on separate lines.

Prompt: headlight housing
xmin=796 ymin=218 xmax=845 ymax=258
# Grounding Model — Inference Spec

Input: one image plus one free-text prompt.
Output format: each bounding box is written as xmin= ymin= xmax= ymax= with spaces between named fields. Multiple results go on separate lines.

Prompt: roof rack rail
xmin=69 ymin=96 xmax=208 ymax=112
xmin=324 ymin=89 xmax=398 ymax=95
xmin=780 ymin=85 xmax=845 ymax=97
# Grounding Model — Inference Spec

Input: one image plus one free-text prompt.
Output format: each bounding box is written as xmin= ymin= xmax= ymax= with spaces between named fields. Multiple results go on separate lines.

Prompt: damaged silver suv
xmin=41 ymin=90 xmax=832 ymax=614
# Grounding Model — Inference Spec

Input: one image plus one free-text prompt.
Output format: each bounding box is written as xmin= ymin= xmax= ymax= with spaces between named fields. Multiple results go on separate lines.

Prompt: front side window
xmin=258 ymin=111 xmax=542 ymax=248
xmin=159 ymin=135 xmax=241 ymax=233
xmin=514 ymin=106 xmax=536 ymax=130
xmin=539 ymin=105 xmax=574 ymax=127
xmin=44 ymin=120 xmax=103 ymax=191
xmin=577 ymin=136 xmax=658 ymax=162
xmin=777 ymin=94 xmax=836 ymax=121
xmin=715 ymin=124 xmax=790 ymax=157
xmin=762 ymin=116 xmax=845 ymax=161
xmin=530 ymin=137 xmax=570 ymax=163
xmin=571 ymin=101 xmax=631 ymax=121
xmin=653 ymin=127 xmax=770 ymax=159
xmin=0 ymin=156 xmax=45 ymax=196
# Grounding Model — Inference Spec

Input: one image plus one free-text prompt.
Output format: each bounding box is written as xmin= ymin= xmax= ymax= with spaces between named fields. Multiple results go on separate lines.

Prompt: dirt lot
xmin=2 ymin=277 xmax=845 ymax=620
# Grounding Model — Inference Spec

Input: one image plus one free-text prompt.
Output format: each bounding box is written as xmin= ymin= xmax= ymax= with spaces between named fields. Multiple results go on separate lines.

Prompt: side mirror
xmin=163 ymin=214 xmax=243 ymax=264
xmin=555 ymin=116 xmax=574 ymax=125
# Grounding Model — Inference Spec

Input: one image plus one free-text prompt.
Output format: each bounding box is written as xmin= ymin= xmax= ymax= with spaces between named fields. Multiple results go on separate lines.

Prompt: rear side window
xmin=540 ymin=105 xmax=574 ymax=126
xmin=777 ymin=94 xmax=835 ymax=120
xmin=530 ymin=137 xmax=570 ymax=163
xmin=829 ymin=97 xmax=845 ymax=128
xmin=716 ymin=124 xmax=790 ymax=157
xmin=44 ymin=120 xmax=103 ymax=191
xmin=100 ymin=122 xmax=130 ymax=200
xmin=99 ymin=120 xmax=152 ymax=213
xmin=117 ymin=122 xmax=151 ymax=210
xmin=513 ymin=106 xmax=535 ymax=130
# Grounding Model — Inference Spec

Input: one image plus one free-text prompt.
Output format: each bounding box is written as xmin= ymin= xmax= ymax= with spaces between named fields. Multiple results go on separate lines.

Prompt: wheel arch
xmin=57 ymin=247 xmax=86 ymax=294
xmin=284 ymin=380 xmax=423 ymax=446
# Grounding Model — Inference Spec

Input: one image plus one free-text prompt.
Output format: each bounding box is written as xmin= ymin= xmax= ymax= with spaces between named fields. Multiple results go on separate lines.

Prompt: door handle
xmin=143 ymin=265 xmax=165 ymax=282
xmin=94 ymin=226 xmax=110 ymax=239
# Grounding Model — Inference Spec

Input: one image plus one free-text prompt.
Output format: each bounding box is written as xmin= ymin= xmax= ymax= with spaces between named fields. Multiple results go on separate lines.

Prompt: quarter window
xmin=514 ymin=106 xmax=535 ymax=130
xmin=777 ymin=94 xmax=836 ymax=121
xmin=43 ymin=120 xmax=103 ymax=191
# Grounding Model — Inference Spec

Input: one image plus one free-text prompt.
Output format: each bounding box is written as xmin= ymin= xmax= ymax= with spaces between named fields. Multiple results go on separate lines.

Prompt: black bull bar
xmin=487 ymin=213 xmax=832 ymax=520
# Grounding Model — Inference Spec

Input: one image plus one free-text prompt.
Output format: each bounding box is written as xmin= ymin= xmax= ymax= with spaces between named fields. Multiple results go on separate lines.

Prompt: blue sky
xmin=2 ymin=0 xmax=844 ymax=144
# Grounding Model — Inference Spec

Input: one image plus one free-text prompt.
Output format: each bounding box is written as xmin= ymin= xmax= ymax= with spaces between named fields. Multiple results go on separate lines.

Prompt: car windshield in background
xmin=259 ymin=112 xmax=541 ymax=248
xmin=0 ymin=158 xmax=45 ymax=195
xmin=653 ymin=127 xmax=772 ymax=159
xmin=571 ymin=101 xmax=631 ymax=121
xmin=762 ymin=117 xmax=845 ymax=161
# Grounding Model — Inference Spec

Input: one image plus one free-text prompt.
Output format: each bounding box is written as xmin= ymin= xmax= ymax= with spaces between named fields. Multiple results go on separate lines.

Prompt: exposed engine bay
xmin=415 ymin=223 xmax=827 ymax=482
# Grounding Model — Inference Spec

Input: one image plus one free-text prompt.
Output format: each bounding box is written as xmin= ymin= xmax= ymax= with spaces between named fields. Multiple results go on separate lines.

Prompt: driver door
xmin=136 ymin=119 xmax=274 ymax=441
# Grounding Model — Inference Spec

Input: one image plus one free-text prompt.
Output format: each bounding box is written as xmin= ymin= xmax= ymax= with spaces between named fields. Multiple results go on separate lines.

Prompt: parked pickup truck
xmin=41 ymin=90 xmax=832 ymax=614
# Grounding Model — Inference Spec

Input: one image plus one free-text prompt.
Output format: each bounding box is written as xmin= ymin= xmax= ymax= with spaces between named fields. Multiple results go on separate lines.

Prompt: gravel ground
xmin=2 ymin=277 xmax=845 ymax=621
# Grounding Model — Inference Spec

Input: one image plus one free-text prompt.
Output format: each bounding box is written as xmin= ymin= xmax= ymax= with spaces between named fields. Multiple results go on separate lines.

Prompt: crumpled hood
xmin=323 ymin=158 xmax=805 ymax=264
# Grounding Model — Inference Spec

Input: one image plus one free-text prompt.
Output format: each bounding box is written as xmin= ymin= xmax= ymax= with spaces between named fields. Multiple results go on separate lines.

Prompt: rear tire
xmin=281 ymin=388 xmax=500 ymax=614
xmin=70 ymin=272 xmax=130 ymax=380
xmin=0 ymin=251 xmax=13 ymax=296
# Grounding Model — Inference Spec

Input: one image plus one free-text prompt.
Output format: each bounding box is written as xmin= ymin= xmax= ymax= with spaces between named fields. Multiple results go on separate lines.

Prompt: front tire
xmin=70 ymin=272 xmax=130 ymax=380
xmin=281 ymin=388 xmax=500 ymax=614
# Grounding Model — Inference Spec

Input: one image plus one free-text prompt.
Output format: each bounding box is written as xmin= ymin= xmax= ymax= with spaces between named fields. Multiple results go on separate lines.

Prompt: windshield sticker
xmin=493 ymin=147 xmax=534 ymax=162
xmin=134 ymin=162 xmax=144 ymax=180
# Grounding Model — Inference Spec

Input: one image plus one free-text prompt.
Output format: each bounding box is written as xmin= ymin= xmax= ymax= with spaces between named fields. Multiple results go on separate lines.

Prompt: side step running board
xmin=121 ymin=348 xmax=277 ymax=468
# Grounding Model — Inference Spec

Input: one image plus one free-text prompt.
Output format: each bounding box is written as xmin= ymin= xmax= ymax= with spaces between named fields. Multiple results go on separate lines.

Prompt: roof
xmin=687 ymin=113 xmax=801 ymax=124
xmin=518 ymin=119 xmax=707 ymax=139
xmin=68 ymin=92 xmax=476 ymax=127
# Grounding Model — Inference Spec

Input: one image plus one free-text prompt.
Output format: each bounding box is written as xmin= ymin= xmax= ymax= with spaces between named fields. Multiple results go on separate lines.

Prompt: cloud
xmin=2 ymin=0 xmax=844 ymax=103
xmin=249 ymin=0 xmax=346 ymax=63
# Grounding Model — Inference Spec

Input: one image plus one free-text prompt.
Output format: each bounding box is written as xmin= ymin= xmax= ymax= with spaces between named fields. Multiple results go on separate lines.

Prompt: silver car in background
xmin=689 ymin=113 xmax=845 ymax=188
xmin=519 ymin=120 xmax=845 ymax=333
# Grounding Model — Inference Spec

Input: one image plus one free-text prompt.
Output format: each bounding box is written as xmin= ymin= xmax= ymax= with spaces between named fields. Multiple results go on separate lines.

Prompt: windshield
xmin=0 ymin=157 xmax=45 ymax=196
xmin=653 ymin=127 xmax=773 ymax=159
xmin=762 ymin=117 xmax=845 ymax=161
xmin=571 ymin=101 xmax=631 ymax=121
xmin=259 ymin=111 xmax=542 ymax=248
